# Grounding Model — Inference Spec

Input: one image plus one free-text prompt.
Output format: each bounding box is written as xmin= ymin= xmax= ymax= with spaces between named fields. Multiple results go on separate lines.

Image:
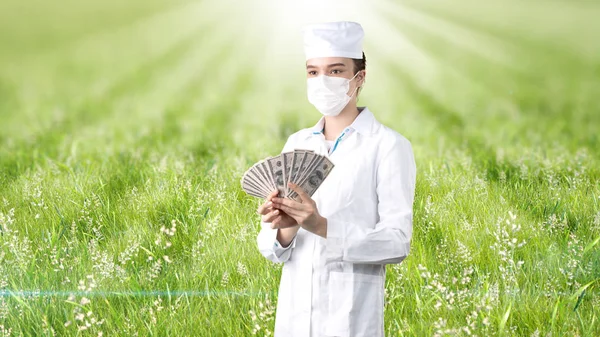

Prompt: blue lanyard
xmin=330 ymin=132 xmax=345 ymax=154
xmin=313 ymin=127 xmax=350 ymax=155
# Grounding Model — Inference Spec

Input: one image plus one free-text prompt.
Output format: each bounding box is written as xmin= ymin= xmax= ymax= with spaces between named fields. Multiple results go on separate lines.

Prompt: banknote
xmin=283 ymin=151 xmax=294 ymax=197
xmin=241 ymin=149 xmax=333 ymax=201
xmin=269 ymin=155 xmax=287 ymax=197
xmin=292 ymin=151 xmax=316 ymax=192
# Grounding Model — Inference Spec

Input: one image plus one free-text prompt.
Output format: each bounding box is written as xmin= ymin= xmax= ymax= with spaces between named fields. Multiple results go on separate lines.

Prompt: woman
xmin=256 ymin=21 xmax=416 ymax=337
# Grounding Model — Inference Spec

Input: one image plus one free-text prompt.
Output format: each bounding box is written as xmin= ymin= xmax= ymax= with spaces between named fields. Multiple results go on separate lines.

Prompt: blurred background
xmin=0 ymin=0 xmax=599 ymax=336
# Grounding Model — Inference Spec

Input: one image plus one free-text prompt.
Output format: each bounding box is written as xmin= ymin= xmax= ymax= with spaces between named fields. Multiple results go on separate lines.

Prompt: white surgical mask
xmin=307 ymin=72 xmax=360 ymax=116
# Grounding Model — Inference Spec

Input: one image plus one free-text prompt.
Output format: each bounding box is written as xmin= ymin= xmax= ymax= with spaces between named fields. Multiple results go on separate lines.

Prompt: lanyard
xmin=314 ymin=127 xmax=353 ymax=155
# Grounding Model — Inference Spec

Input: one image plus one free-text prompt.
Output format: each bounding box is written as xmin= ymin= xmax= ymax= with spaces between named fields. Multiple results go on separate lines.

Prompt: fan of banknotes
xmin=241 ymin=149 xmax=334 ymax=202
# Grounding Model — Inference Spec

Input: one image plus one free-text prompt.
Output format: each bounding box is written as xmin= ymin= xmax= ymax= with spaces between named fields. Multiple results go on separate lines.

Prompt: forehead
xmin=306 ymin=57 xmax=352 ymax=68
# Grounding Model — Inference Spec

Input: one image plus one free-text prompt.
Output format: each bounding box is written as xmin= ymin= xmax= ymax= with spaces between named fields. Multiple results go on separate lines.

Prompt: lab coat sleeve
xmin=325 ymin=137 xmax=416 ymax=264
xmin=255 ymin=133 xmax=299 ymax=263
xmin=257 ymin=223 xmax=298 ymax=263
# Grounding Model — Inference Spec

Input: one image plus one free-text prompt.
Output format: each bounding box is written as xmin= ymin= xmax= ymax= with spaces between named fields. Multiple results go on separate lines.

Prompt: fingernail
xmin=267 ymin=201 xmax=272 ymax=206
xmin=274 ymin=210 xmax=279 ymax=215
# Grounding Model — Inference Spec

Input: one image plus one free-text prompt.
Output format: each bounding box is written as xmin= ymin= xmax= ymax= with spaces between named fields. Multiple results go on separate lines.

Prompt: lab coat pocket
xmin=325 ymin=271 xmax=384 ymax=337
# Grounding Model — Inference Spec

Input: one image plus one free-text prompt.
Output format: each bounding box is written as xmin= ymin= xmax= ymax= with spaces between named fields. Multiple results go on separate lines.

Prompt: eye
xmin=331 ymin=69 xmax=342 ymax=74
xmin=307 ymin=70 xmax=317 ymax=76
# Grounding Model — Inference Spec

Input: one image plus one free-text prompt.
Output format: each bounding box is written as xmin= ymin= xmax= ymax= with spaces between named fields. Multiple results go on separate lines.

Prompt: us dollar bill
xmin=247 ymin=166 xmax=271 ymax=193
xmin=293 ymin=151 xmax=316 ymax=189
xmin=287 ymin=150 xmax=306 ymax=198
xmin=242 ymin=170 xmax=271 ymax=196
xmin=268 ymin=155 xmax=286 ymax=197
xmin=282 ymin=151 xmax=294 ymax=196
xmin=253 ymin=161 xmax=276 ymax=194
xmin=291 ymin=155 xmax=334 ymax=200
xmin=259 ymin=158 xmax=277 ymax=195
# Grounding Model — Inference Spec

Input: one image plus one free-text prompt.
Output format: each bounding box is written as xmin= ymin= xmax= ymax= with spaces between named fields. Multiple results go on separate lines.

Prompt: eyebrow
xmin=306 ymin=63 xmax=347 ymax=69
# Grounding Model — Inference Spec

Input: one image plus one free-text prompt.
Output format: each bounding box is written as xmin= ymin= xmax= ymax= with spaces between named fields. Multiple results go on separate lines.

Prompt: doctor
xmin=256 ymin=21 xmax=416 ymax=337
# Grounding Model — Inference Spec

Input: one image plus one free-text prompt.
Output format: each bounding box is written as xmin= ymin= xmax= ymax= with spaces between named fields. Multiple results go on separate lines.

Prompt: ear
xmin=357 ymin=70 xmax=366 ymax=87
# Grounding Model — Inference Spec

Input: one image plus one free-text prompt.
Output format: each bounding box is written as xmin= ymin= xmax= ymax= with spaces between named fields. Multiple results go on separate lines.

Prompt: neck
xmin=323 ymin=102 xmax=360 ymax=141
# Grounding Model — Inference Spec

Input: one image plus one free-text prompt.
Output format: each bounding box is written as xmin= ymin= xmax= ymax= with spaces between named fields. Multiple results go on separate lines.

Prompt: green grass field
xmin=1 ymin=0 xmax=599 ymax=336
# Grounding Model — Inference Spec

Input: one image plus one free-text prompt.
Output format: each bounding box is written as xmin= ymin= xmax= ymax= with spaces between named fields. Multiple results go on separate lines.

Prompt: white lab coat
xmin=257 ymin=106 xmax=416 ymax=337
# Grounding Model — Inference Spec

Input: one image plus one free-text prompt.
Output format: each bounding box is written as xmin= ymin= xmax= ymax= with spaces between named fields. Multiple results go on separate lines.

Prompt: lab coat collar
xmin=307 ymin=106 xmax=377 ymax=138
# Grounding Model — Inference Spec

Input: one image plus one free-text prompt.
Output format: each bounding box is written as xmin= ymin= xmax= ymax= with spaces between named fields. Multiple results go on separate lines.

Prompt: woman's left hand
xmin=271 ymin=182 xmax=327 ymax=238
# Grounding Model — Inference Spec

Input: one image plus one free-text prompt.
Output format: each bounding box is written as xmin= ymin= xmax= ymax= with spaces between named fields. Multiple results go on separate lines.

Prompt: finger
xmin=271 ymin=197 xmax=301 ymax=210
xmin=257 ymin=201 xmax=274 ymax=215
xmin=257 ymin=202 xmax=267 ymax=214
xmin=266 ymin=190 xmax=279 ymax=202
xmin=272 ymin=202 xmax=303 ymax=216
xmin=261 ymin=209 xmax=279 ymax=223
xmin=288 ymin=182 xmax=311 ymax=203
xmin=273 ymin=203 xmax=302 ymax=218
xmin=270 ymin=216 xmax=282 ymax=229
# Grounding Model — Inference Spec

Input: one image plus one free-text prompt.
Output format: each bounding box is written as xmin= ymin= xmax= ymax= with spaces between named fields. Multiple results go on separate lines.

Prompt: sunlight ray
xmin=0 ymin=1 xmax=199 ymax=64
xmin=362 ymin=4 xmax=439 ymax=89
xmin=0 ymin=2 xmax=222 ymax=140
xmin=0 ymin=8 xmax=246 ymax=194
xmin=0 ymin=1 xmax=213 ymax=75
xmin=369 ymin=0 xmax=532 ymax=122
xmin=371 ymin=23 xmax=507 ymax=114
xmin=377 ymin=0 xmax=522 ymax=73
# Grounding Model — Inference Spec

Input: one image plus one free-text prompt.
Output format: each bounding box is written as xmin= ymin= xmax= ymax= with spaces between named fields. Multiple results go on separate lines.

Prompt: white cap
xmin=302 ymin=21 xmax=364 ymax=61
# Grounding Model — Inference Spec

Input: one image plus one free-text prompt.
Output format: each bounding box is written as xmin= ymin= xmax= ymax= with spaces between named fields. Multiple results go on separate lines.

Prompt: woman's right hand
xmin=257 ymin=190 xmax=299 ymax=229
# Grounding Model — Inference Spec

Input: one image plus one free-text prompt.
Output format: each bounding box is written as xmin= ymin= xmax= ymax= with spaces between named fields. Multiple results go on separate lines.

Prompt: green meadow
xmin=0 ymin=0 xmax=599 ymax=336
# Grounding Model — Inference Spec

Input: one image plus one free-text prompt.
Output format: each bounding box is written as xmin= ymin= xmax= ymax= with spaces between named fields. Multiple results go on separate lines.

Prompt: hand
xmin=257 ymin=190 xmax=299 ymax=229
xmin=271 ymin=182 xmax=327 ymax=238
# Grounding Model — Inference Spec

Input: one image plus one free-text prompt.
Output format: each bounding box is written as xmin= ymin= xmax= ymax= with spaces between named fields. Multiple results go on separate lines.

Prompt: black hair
xmin=352 ymin=52 xmax=366 ymax=74
xmin=352 ymin=52 xmax=366 ymax=96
